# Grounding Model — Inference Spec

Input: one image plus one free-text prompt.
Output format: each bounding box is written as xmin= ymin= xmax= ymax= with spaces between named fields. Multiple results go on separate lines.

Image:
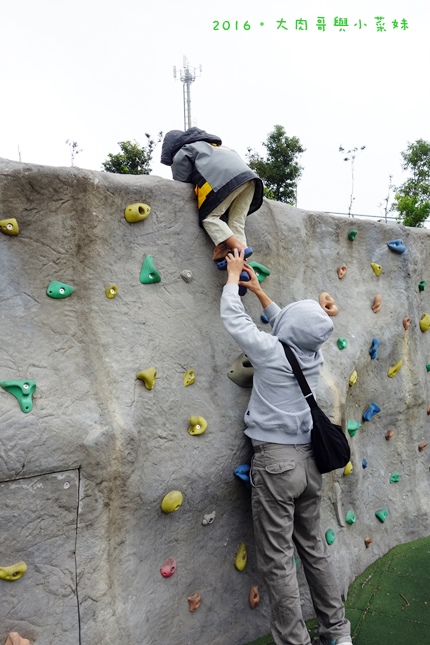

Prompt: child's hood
xmin=161 ymin=128 xmax=222 ymax=166
xmin=271 ymin=299 xmax=334 ymax=355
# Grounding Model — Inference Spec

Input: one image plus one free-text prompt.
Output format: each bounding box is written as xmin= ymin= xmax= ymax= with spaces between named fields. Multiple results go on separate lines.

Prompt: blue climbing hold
xmin=369 ymin=338 xmax=381 ymax=360
xmin=363 ymin=402 xmax=381 ymax=422
xmin=234 ymin=464 xmax=251 ymax=489
xmin=239 ymin=270 xmax=250 ymax=296
xmin=261 ymin=314 xmax=269 ymax=324
xmin=362 ymin=458 xmax=368 ymax=469
xmin=387 ymin=239 xmax=406 ymax=254
xmin=217 ymin=247 xmax=253 ymax=270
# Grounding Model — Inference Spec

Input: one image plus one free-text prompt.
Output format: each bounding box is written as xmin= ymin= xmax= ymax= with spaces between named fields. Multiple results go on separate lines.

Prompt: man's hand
xmin=225 ymin=249 xmax=245 ymax=284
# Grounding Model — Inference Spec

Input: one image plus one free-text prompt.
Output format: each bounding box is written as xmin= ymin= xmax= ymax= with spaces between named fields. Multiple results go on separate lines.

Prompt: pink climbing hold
xmin=160 ymin=557 xmax=177 ymax=578
xmin=5 ymin=635 xmax=30 ymax=645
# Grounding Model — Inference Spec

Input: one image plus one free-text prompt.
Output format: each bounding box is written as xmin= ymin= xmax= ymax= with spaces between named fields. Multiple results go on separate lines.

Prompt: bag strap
xmin=280 ymin=342 xmax=318 ymax=411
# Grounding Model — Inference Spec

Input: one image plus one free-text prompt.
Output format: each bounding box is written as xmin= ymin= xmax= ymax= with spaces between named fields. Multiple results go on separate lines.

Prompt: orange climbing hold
xmin=249 ymin=584 xmax=260 ymax=609
xmin=188 ymin=591 xmax=202 ymax=612
xmin=319 ymin=292 xmax=339 ymax=316
xmin=371 ymin=295 xmax=382 ymax=313
xmin=385 ymin=429 xmax=395 ymax=441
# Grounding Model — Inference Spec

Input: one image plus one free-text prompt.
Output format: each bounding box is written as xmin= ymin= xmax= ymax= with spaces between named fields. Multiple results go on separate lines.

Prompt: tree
xmin=102 ymin=132 xmax=162 ymax=175
xmin=246 ymin=125 xmax=305 ymax=204
xmin=339 ymin=144 xmax=366 ymax=217
xmin=393 ymin=139 xmax=430 ymax=227
xmin=66 ymin=140 xmax=82 ymax=166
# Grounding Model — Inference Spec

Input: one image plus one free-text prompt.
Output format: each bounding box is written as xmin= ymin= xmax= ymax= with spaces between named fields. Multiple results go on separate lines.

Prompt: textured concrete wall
xmin=1 ymin=158 xmax=430 ymax=645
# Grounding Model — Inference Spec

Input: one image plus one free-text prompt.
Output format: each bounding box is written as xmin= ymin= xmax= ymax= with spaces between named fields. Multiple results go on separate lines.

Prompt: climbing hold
xmin=364 ymin=537 xmax=373 ymax=548
xmin=337 ymin=338 xmax=348 ymax=350
xmin=234 ymin=464 xmax=251 ymax=485
xmin=0 ymin=561 xmax=27 ymax=581
xmin=388 ymin=360 xmax=403 ymax=378
xmin=188 ymin=591 xmax=202 ymax=612
xmin=389 ymin=472 xmax=401 ymax=483
xmin=161 ymin=491 xmax=183 ymax=513
xmin=325 ymin=529 xmax=336 ymax=545
xmin=337 ymin=265 xmax=348 ymax=280
xmin=418 ymin=442 xmax=427 ymax=452
xmin=343 ymin=461 xmax=353 ymax=476
xmin=427 ymin=406 xmax=430 ymax=416
xmin=140 ymin=255 xmax=161 ymax=284
xmin=319 ymin=292 xmax=339 ymax=316
xmin=5 ymin=634 xmax=30 ymax=645
xmin=426 ymin=365 xmax=430 ymax=373
xmin=403 ymin=317 xmax=411 ymax=330
xmin=349 ymin=370 xmax=358 ymax=387
xmin=362 ymin=458 xmax=368 ymax=469
xmin=202 ymin=511 xmax=216 ymax=526
xmin=419 ymin=281 xmax=426 ymax=292
xmin=348 ymin=230 xmax=358 ymax=241
xmin=371 ymin=295 xmax=382 ymax=313
xmin=235 ymin=542 xmax=248 ymax=571
xmin=375 ymin=508 xmax=389 ymax=523
xmin=369 ymin=338 xmax=381 ymax=360
xmin=345 ymin=510 xmax=356 ymax=525
xmin=46 ymin=281 xmax=75 ymax=299
xmin=370 ymin=263 xmax=382 ymax=276
xmin=217 ymin=246 xmax=253 ymax=270
xmin=347 ymin=420 xmax=362 ymax=438
xmin=160 ymin=557 xmax=177 ymax=578
xmin=105 ymin=285 xmax=118 ymax=299
xmin=419 ymin=314 xmax=430 ymax=332
xmin=385 ymin=429 xmax=395 ymax=441
xmin=294 ymin=556 xmax=299 ymax=567
xmin=227 ymin=353 xmax=254 ymax=388
xmin=387 ymin=239 xmax=406 ymax=254
xmin=248 ymin=260 xmax=271 ymax=283
xmin=239 ymin=270 xmax=251 ymax=296
xmin=363 ymin=402 xmax=381 ymax=421
xmin=124 ymin=203 xmax=151 ymax=223
xmin=136 ymin=367 xmax=156 ymax=390
xmin=0 ymin=379 xmax=36 ymax=413
xmin=0 ymin=218 xmax=19 ymax=236
xmin=249 ymin=584 xmax=260 ymax=609
xmin=188 ymin=415 xmax=207 ymax=436
xmin=180 ymin=269 xmax=193 ymax=283
xmin=183 ymin=370 xmax=195 ymax=386
xmin=260 ymin=313 xmax=269 ymax=324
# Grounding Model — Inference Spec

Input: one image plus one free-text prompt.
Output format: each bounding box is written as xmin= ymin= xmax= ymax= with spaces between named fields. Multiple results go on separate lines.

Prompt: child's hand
xmin=241 ymin=263 xmax=261 ymax=293
xmin=225 ymin=249 xmax=245 ymax=283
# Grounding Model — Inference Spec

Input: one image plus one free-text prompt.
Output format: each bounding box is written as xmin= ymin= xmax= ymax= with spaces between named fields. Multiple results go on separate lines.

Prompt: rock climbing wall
xmin=1 ymin=158 xmax=430 ymax=645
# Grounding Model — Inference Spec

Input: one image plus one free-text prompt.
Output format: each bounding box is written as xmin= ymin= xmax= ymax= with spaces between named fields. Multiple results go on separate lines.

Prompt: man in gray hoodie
xmin=220 ymin=250 xmax=351 ymax=645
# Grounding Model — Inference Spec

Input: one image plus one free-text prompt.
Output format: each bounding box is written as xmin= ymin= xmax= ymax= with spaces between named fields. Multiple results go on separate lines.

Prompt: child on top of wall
xmin=160 ymin=127 xmax=264 ymax=264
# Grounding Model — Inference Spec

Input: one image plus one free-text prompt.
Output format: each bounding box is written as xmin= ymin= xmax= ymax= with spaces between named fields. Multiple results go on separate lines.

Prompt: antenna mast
xmin=173 ymin=56 xmax=202 ymax=130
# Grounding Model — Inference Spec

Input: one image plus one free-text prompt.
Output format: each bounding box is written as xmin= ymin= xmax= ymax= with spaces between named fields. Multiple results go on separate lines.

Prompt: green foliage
xmin=102 ymin=132 xmax=162 ymax=175
xmin=393 ymin=139 xmax=430 ymax=227
xmin=246 ymin=125 xmax=305 ymax=204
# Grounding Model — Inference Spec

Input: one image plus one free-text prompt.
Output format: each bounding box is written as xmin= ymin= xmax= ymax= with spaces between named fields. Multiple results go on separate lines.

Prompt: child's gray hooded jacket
xmin=220 ymin=284 xmax=334 ymax=444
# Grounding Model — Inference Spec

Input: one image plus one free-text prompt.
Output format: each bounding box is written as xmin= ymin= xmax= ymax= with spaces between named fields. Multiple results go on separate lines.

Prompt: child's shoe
xmin=216 ymin=246 xmax=253 ymax=270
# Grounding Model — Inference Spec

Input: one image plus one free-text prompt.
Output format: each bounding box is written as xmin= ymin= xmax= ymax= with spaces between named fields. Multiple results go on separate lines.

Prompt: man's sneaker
xmin=319 ymin=637 xmax=352 ymax=645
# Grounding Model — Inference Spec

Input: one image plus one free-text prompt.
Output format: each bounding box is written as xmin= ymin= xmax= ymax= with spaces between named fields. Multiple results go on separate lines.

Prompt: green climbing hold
xmin=248 ymin=261 xmax=271 ymax=283
xmin=348 ymin=230 xmax=358 ymax=241
xmin=426 ymin=365 xmax=430 ymax=372
xmin=136 ymin=367 xmax=157 ymax=390
xmin=337 ymin=338 xmax=348 ymax=350
xmin=420 ymin=314 xmax=430 ymax=332
xmin=345 ymin=510 xmax=356 ymax=525
xmin=140 ymin=255 xmax=161 ymax=284
xmin=325 ymin=529 xmax=336 ymax=545
xmin=0 ymin=217 xmax=19 ymax=236
xmin=0 ymin=379 xmax=36 ymax=413
xmin=419 ymin=281 xmax=426 ymax=292
xmin=375 ymin=508 xmax=389 ymax=523
xmin=124 ymin=203 xmax=151 ymax=223
xmin=389 ymin=472 xmax=401 ymax=484
xmin=46 ymin=281 xmax=75 ymax=299
xmin=347 ymin=420 xmax=362 ymax=438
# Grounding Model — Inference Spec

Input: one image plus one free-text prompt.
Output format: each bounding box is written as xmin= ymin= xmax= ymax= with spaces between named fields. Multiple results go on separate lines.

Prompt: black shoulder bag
xmin=281 ymin=342 xmax=350 ymax=474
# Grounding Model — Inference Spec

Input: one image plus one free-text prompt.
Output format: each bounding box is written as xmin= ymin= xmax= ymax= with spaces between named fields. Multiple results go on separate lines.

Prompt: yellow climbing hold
xmin=420 ymin=314 xmax=430 ymax=333
xmin=183 ymin=370 xmax=195 ymax=386
xmin=0 ymin=218 xmax=19 ymax=236
xmin=234 ymin=542 xmax=247 ymax=571
xmin=105 ymin=285 xmax=118 ymax=299
xmin=370 ymin=263 xmax=382 ymax=276
xmin=0 ymin=561 xmax=27 ymax=581
xmin=161 ymin=490 xmax=183 ymax=513
xmin=343 ymin=461 xmax=353 ymax=476
xmin=349 ymin=370 xmax=358 ymax=387
xmin=188 ymin=415 xmax=207 ymax=436
xmin=124 ymin=203 xmax=151 ymax=223
xmin=388 ymin=360 xmax=403 ymax=378
xmin=136 ymin=367 xmax=157 ymax=390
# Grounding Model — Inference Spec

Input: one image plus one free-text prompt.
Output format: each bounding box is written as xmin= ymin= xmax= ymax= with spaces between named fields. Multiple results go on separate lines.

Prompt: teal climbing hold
xmin=375 ymin=508 xmax=389 ymax=523
xmin=248 ymin=261 xmax=271 ymax=283
xmin=389 ymin=472 xmax=401 ymax=484
xmin=348 ymin=230 xmax=358 ymax=241
xmin=140 ymin=255 xmax=161 ymax=284
xmin=337 ymin=338 xmax=348 ymax=350
xmin=419 ymin=281 xmax=426 ymax=292
xmin=325 ymin=529 xmax=336 ymax=545
xmin=347 ymin=420 xmax=362 ymax=438
xmin=345 ymin=510 xmax=356 ymax=525
xmin=426 ymin=365 xmax=430 ymax=373
xmin=46 ymin=281 xmax=75 ymax=299
xmin=0 ymin=379 xmax=36 ymax=413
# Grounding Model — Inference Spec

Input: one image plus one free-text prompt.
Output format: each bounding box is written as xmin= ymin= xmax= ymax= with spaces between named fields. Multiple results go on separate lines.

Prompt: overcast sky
xmin=1 ymin=0 xmax=428 ymax=218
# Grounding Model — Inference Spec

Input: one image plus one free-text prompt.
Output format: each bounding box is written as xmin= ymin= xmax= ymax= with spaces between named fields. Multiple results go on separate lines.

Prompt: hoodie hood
xmin=272 ymin=299 xmax=334 ymax=365
xmin=160 ymin=127 xmax=222 ymax=166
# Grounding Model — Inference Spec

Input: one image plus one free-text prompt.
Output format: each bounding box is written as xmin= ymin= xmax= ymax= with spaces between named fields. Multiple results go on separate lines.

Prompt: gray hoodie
xmin=220 ymin=284 xmax=334 ymax=444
